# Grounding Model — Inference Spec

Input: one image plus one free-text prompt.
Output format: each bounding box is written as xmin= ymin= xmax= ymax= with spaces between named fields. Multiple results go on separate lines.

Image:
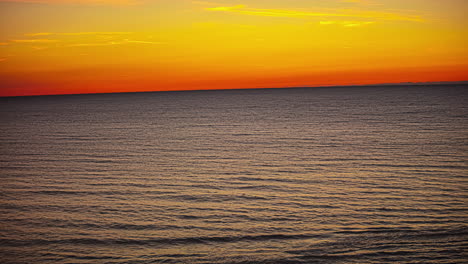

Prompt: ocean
xmin=0 ymin=85 xmax=467 ymax=263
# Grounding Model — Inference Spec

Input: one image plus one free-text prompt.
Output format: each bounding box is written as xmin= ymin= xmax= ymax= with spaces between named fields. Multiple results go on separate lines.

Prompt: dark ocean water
xmin=0 ymin=85 xmax=467 ymax=264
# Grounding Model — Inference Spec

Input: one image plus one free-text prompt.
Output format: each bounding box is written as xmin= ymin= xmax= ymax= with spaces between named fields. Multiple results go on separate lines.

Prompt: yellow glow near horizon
xmin=0 ymin=0 xmax=467 ymax=96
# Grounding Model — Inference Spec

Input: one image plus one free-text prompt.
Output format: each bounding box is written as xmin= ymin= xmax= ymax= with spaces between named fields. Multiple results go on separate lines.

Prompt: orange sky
xmin=0 ymin=0 xmax=467 ymax=96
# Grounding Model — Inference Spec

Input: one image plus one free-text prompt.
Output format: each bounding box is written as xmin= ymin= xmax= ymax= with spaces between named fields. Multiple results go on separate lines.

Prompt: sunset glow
xmin=1 ymin=0 xmax=467 ymax=96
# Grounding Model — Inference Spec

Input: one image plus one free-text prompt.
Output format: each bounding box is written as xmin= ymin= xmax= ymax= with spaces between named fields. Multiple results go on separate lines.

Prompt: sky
xmin=0 ymin=0 xmax=467 ymax=96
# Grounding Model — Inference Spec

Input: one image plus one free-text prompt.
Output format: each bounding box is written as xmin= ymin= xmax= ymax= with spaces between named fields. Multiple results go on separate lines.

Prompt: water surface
xmin=0 ymin=85 xmax=467 ymax=263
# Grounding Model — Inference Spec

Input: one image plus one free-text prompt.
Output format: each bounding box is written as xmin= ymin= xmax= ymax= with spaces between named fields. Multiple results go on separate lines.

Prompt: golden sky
xmin=0 ymin=0 xmax=467 ymax=96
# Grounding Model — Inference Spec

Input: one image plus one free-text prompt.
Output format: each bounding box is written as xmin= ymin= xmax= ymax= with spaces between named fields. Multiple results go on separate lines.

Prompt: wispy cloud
xmin=319 ymin=20 xmax=375 ymax=27
xmin=25 ymin=32 xmax=132 ymax=36
xmin=24 ymin=32 xmax=53 ymax=37
xmin=205 ymin=5 xmax=423 ymax=22
xmin=2 ymin=33 xmax=162 ymax=50
xmin=63 ymin=32 xmax=132 ymax=36
xmin=124 ymin=40 xmax=162 ymax=44
xmin=67 ymin=42 xmax=119 ymax=47
xmin=10 ymin=39 xmax=59 ymax=43
xmin=0 ymin=0 xmax=140 ymax=5
xmin=67 ymin=39 xmax=163 ymax=47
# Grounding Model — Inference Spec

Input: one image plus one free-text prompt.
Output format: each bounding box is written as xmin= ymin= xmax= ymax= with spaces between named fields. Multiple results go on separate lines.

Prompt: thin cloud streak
xmin=205 ymin=5 xmax=424 ymax=22
xmin=0 ymin=0 xmax=140 ymax=5
xmin=10 ymin=39 xmax=59 ymax=43
xmin=124 ymin=40 xmax=162 ymax=44
xmin=25 ymin=32 xmax=133 ymax=36
xmin=2 ymin=35 xmax=161 ymax=49
xmin=24 ymin=33 xmax=53 ymax=37
xmin=59 ymin=32 xmax=133 ymax=36
xmin=319 ymin=20 xmax=375 ymax=27
xmin=67 ymin=39 xmax=163 ymax=47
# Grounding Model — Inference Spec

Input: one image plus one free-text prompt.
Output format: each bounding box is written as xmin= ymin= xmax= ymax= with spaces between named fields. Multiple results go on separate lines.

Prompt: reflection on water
xmin=0 ymin=85 xmax=467 ymax=263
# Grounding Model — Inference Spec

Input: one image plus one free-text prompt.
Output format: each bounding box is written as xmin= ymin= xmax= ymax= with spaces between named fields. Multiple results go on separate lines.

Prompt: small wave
xmin=335 ymin=226 xmax=468 ymax=238
xmin=0 ymin=233 xmax=325 ymax=247
xmin=169 ymin=194 xmax=269 ymax=202
xmin=233 ymin=176 xmax=315 ymax=184
xmin=363 ymin=163 xmax=467 ymax=170
xmin=26 ymin=190 xmax=137 ymax=196
xmin=287 ymin=227 xmax=468 ymax=263
xmin=67 ymin=255 xmax=121 ymax=260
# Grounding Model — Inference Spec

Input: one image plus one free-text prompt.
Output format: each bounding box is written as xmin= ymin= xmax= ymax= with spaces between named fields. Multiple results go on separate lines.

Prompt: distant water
xmin=0 ymin=85 xmax=467 ymax=264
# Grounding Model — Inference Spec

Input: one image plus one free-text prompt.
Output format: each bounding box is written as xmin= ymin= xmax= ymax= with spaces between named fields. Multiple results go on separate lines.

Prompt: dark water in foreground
xmin=0 ymin=85 xmax=467 ymax=263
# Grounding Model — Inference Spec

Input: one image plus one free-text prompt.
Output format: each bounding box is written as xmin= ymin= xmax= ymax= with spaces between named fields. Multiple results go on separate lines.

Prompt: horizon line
xmin=1 ymin=80 xmax=467 ymax=98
